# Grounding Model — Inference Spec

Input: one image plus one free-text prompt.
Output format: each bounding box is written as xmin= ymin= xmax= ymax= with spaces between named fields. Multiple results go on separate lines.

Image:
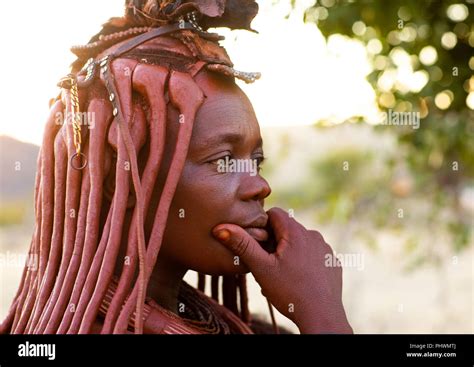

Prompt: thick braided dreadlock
xmin=0 ymin=0 xmax=266 ymax=334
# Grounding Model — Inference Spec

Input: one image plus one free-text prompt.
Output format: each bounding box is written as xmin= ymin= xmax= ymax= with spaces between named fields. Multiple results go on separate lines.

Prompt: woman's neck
xmin=114 ymin=210 xmax=188 ymax=315
xmin=147 ymin=255 xmax=188 ymax=314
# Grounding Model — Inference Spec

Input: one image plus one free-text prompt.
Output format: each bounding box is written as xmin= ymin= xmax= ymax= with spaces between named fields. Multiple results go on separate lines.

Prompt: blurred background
xmin=0 ymin=0 xmax=472 ymax=333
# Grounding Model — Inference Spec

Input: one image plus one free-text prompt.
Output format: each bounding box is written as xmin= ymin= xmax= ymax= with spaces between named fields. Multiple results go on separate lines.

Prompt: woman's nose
xmin=239 ymin=174 xmax=272 ymax=202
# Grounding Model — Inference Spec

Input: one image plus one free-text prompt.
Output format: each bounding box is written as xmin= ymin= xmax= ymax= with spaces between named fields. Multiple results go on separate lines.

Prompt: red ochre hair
xmin=0 ymin=0 xmax=268 ymax=334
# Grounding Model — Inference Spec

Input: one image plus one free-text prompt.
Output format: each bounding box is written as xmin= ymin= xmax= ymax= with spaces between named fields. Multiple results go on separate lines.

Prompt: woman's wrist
xmin=295 ymin=304 xmax=353 ymax=334
xmin=298 ymin=318 xmax=353 ymax=334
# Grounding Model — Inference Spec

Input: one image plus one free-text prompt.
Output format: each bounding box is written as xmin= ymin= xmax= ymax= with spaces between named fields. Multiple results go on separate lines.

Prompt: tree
xmin=301 ymin=0 xmax=473 ymax=252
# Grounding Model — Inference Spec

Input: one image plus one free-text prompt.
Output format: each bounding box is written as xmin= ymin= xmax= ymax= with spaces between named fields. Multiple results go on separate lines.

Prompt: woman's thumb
xmin=212 ymin=224 xmax=271 ymax=269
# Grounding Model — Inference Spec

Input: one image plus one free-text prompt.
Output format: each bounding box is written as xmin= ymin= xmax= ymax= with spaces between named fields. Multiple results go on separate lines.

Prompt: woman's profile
xmin=0 ymin=0 xmax=352 ymax=334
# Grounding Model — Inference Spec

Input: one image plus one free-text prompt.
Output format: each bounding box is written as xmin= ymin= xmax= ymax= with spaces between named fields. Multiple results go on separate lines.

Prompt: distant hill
xmin=0 ymin=136 xmax=40 ymax=201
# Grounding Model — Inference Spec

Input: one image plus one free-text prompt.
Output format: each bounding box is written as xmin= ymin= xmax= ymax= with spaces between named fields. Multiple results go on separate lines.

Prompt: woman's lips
xmin=244 ymin=227 xmax=269 ymax=242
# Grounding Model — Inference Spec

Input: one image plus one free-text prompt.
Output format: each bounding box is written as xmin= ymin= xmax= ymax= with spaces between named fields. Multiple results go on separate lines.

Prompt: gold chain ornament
xmin=70 ymin=77 xmax=82 ymax=155
xmin=58 ymin=74 xmax=88 ymax=170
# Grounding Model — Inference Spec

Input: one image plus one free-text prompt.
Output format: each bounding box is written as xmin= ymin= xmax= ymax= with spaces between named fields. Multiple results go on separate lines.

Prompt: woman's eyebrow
xmin=215 ymin=132 xmax=244 ymax=145
xmin=196 ymin=133 xmax=263 ymax=150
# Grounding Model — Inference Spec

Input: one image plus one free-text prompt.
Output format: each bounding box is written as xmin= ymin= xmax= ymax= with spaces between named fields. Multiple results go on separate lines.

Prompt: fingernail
xmin=214 ymin=229 xmax=230 ymax=242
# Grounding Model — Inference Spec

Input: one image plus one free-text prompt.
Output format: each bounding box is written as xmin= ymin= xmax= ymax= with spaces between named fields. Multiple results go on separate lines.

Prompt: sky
xmin=0 ymin=0 xmax=377 ymax=146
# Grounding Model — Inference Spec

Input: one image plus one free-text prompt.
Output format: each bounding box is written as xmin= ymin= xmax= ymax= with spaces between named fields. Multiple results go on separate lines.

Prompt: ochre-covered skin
xmin=1 ymin=0 xmax=352 ymax=334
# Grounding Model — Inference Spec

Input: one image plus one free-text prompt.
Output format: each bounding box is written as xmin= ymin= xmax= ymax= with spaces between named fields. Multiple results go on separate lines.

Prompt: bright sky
xmin=0 ymin=0 xmax=377 ymax=146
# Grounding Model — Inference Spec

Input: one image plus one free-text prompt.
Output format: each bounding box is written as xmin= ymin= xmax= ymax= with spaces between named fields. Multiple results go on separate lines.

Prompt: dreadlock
xmin=0 ymin=0 xmax=264 ymax=334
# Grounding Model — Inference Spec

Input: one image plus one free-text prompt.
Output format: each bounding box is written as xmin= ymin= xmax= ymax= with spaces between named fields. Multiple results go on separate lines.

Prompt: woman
xmin=0 ymin=0 xmax=352 ymax=334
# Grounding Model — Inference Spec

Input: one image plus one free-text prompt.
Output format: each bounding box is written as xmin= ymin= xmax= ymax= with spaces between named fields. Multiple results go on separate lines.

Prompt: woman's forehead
xmin=192 ymin=87 xmax=260 ymax=141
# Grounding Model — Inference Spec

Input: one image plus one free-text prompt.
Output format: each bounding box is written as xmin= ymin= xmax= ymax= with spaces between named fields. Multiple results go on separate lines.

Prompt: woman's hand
xmin=212 ymin=207 xmax=353 ymax=334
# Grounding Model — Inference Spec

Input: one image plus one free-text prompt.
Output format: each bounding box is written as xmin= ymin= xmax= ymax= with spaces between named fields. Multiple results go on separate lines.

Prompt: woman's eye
xmin=207 ymin=154 xmax=266 ymax=174
xmin=255 ymin=155 xmax=266 ymax=167
xmin=253 ymin=155 xmax=266 ymax=172
xmin=208 ymin=154 xmax=232 ymax=165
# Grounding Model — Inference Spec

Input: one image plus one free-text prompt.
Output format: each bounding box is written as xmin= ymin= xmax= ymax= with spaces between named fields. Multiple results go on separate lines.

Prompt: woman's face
xmin=155 ymin=71 xmax=271 ymax=275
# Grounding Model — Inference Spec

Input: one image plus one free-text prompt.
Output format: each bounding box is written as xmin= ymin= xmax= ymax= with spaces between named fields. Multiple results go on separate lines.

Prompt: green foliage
xmin=295 ymin=0 xmax=474 ymax=254
xmin=0 ymin=201 xmax=29 ymax=227
xmin=269 ymin=147 xmax=389 ymax=220
xmin=305 ymin=0 xmax=474 ymax=188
